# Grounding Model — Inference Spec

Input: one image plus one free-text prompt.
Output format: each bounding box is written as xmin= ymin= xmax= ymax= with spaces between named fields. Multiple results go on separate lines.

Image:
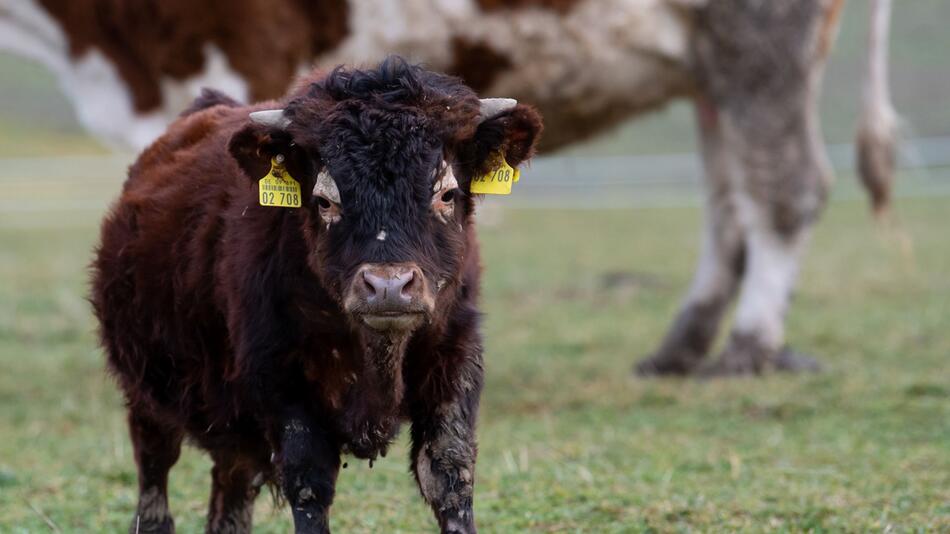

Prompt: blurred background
xmin=2 ymin=2 xmax=950 ymax=207
xmin=0 ymin=1 xmax=947 ymax=532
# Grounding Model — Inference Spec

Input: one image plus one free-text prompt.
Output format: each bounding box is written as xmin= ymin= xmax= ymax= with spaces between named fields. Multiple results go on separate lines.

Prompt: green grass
xmin=1 ymin=190 xmax=948 ymax=532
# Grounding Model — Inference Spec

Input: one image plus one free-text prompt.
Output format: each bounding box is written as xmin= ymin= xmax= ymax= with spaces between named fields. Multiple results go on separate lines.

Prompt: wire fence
xmin=507 ymin=136 xmax=950 ymax=209
xmin=2 ymin=137 xmax=949 ymax=215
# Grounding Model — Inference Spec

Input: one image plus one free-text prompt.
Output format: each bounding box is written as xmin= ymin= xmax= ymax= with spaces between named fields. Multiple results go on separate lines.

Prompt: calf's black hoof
xmin=129 ymin=516 xmax=174 ymax=534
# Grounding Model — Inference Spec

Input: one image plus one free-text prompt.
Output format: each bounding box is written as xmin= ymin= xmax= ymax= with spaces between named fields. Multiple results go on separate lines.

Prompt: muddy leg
xmin=410 ymin=361 xmax=482 ymax=533
xmin=128 ymin=409 xmax=182 ymax=534
xmin=276 ymin=407 xmax=340 ymax=534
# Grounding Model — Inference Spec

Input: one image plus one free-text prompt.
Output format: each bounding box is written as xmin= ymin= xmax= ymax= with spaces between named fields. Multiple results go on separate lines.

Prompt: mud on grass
xmin=1 ymin=197 xmax=948 ymax=532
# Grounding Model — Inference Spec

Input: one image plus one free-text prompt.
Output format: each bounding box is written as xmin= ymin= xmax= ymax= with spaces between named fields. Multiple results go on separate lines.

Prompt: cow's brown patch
xmin=475 ymin=0 xmax=583 ymax=14
xmin=447 ymin=37 xmax=513 ymax=93
xmin=817 ymin=0 xmax=846 ymax=59
xmin=37 ymin=0 xmax=349 ymax=112
xmin=295 ymin=0 xmax=351 ymax=56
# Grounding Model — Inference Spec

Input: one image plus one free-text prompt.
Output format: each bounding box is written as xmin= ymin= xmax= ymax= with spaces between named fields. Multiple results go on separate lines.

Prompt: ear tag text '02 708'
xmin=471 ymin=152 xmax=519 ymax=195
xmin=259 ymin=155 xmax=302 ymax=208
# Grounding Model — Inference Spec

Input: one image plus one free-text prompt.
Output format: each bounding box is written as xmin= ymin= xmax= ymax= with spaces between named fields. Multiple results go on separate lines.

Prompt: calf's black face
xmin=315 ymin=104 xmax=457 ymax=333
xmin=229 ymin=58 xmax=543 ymax=336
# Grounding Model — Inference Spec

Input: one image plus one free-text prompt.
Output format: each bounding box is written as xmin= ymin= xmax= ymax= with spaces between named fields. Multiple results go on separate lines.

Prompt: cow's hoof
xmin=697 ymin=333 xmax=768 ymax=378
xmin=129 ymin=516 xmax=174 ymax=534
xmin=773 ymin=347 xmax=822 ymax=373
xmin=696 ymin=357 xmax=762 ymax=378
xmin=634 ymin=352 xmax=700 ymax=377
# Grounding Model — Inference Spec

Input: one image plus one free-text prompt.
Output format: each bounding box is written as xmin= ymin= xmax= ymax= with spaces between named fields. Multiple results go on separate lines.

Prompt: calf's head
xmin=230 ymin=57 xmax=542 ymax=337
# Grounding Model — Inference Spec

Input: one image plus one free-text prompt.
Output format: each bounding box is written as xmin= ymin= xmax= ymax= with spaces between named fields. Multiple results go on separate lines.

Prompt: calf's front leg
xmin=127 ymin=409 xmax=183 ymax=534
xmin=409 ymin=357 xmax=483 ymax=534
xmin=275 ymin=407 xmax=341 ymax=534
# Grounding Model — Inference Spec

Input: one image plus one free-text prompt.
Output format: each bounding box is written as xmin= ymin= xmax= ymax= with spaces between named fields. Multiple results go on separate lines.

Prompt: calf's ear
xmin=228 ymin=109 xmax=297 ymax=182
xmin=459 ymin=102 xmax=543 ymax=180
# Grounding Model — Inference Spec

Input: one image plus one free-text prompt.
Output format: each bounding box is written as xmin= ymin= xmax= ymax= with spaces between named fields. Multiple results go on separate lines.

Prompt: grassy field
xmin=1 ymin=190 xmax=948 ymax=532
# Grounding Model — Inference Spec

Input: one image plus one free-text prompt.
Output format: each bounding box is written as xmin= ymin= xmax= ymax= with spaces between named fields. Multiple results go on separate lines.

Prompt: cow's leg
xmin=276 ymin=407 xmax=341 ymax=534
xmin=687 ymin=0 xmax=837 ymax=376
xmin=409 ymin=356 xmax=483 ymax=534
xmin=637 ymin=96 xmax=744 ymax=376
xmin=698 ymin=86 xmax=830 ymax=377
xmin=128 ymin=409 xmax=183 ymax=534
xmin=205 ymin=449 xmax=268 ymax=534
xmin=701 ymin=215 xmax=821 ymax=376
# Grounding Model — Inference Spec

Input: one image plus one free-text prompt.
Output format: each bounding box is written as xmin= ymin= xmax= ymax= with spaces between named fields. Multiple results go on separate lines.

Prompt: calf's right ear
xmin=228 ymin=109 xmax=295 ymax=181
xmin=458 ymin=100 xmax=543 ymax=185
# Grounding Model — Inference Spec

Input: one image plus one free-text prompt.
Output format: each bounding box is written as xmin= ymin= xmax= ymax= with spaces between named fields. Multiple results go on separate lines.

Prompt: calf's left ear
xmin=461 ymin=100 xmax=543 ymax=178
xmin=228 ymin=109 xmax=299 ymax=182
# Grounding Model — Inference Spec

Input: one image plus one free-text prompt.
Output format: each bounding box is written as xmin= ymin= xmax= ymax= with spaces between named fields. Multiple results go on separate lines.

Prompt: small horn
xmin=478 ymin=98 xmax=517 ymax=121
xmin=249 ymin=109 xmax=291 ymax=129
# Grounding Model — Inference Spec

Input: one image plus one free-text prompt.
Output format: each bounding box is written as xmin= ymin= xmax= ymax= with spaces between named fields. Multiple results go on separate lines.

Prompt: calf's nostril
xmin=398 ymin=271 xmax=415 ymax=296
xmin=362 ymin=272 xmax=380 ymax=297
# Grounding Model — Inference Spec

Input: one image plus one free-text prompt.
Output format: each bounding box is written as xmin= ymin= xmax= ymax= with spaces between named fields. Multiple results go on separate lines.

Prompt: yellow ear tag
xmin=471 ymin=153 xmax=518 ymax=195
xmin=259 ymin=155 xmax=302 ymax=208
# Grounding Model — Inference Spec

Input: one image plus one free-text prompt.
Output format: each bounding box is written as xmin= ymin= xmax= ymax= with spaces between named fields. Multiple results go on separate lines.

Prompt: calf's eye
xmin=431 ymin=161 xmax=459 ymax=225
xmin=313 ymin=169 xmax=342 ymax=227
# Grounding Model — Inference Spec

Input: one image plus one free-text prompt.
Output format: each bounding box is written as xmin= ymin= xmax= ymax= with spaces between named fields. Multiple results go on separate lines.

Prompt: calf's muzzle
xmin=344 ymin=263 xmax=433 ymax=332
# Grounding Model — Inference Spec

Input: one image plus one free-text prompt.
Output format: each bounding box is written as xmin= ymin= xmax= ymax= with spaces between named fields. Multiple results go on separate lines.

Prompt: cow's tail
xmin=856 ymin=0 xmax=898 ymax=217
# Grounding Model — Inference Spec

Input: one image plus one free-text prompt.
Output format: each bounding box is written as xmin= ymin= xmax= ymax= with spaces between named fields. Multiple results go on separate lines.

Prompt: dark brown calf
xmin=90 ymin=57 xmax=542 ymax=533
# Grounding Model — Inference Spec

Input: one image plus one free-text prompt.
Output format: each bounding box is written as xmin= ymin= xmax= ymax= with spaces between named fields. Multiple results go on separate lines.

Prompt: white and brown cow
xmin=1 ymin=0 xmax=896 ymax=375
